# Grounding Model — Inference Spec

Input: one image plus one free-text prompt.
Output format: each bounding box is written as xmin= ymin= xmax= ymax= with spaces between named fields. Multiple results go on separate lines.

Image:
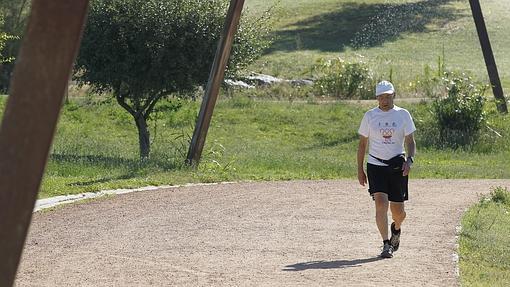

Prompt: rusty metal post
xmin=186 ymin=0 xmax=245 ymax=166
xmin=469 ymin=0 xmax=508 ymax=114
xmin=0 ymin=1 xmax=90 ymax=286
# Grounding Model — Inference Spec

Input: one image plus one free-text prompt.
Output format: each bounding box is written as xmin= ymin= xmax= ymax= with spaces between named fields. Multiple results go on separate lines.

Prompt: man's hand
xmin=403 ymin=133 xmax=415 ymax=177
xmin=358 ymin=169 xmax=367 ymax=186
xmin=402 ymin=160 xmax=412 ymax=176
xmin=357 ymin=136 xmax=368 ymax=186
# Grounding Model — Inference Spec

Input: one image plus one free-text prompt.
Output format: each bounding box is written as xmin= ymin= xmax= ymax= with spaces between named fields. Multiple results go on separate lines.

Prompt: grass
xmin=459 ymin=186 xmax=510 ymax=286
xmin=0 ymin=2 xmax=508 ymax=285
xmin=1 ymin=94 xmax=508 ymax=198
xmin=1 ymin=0 xmax=509 ymax=198
xmin=244 ymin=0 xmax=510 ymax=93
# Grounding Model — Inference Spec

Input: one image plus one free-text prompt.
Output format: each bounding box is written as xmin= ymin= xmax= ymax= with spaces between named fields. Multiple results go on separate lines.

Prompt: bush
xmin=431 ymin=72 xmax=486 ymax=148
xmin=0 ymin=15 xmax=17 ymax=65
xmin=0 ymin=0 xmax=31 ymax=91
xmin=312 ymin=57 xmax=375 ymax=99
xmin=489 ymin=186 xmax=510 ymax=205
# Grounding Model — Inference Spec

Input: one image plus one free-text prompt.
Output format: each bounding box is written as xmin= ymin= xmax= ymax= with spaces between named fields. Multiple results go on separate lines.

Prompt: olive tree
xmin=76 ymin=0 xmax=270 ymax=159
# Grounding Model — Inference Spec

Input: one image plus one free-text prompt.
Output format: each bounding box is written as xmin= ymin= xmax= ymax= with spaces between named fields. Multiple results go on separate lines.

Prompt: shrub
xmin=431 ymin=72 xmax=486 ymax=148
xmin=489 ymin=186 xmax=510 ymax=205
xmin=0 ymin=15 xmax=17 ymax=65
xmin=312 ymin=58 xmax=375 ymax=99
xmin=0 ymin=0 xmax=31 ymax=91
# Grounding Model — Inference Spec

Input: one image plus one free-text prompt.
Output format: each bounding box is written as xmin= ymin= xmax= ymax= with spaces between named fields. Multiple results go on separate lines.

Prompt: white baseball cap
xmin=375 ymin=80 xmax=395 ymax=97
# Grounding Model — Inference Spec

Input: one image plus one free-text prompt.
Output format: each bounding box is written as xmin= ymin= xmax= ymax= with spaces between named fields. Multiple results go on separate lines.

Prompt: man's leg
xmin=390 ymin=202 xmax=406 ymax=229
xmin=373 ymin=192 xmax=389 ymax=240
xmin=389 ymin=202 xmax=406 ymax=251
xmin=374 ymin=192 xmax=393 ymax=258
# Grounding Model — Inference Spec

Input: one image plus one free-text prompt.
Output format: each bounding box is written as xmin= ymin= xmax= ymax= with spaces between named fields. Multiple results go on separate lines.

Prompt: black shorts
xmin=367 ymin=163 xmax=409 ymax=202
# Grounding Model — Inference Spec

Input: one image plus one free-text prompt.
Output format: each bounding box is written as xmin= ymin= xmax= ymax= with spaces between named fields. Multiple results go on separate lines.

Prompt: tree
xmin=0 ymin=17 xmax=15 ymax=64
xmin=0 ymin=0 xmax=30 ymax=91
xmin=76 ymin=0 xmax=270 ymax=159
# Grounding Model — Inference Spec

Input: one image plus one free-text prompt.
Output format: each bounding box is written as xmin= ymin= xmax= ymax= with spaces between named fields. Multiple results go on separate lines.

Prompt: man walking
xmin=357 ymin=80 xmax=416 ymax=258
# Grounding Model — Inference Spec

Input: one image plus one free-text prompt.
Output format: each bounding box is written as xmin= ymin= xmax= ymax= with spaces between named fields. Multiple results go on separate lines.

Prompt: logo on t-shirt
xmin=379 ymin=122 xmax=396 ymax=144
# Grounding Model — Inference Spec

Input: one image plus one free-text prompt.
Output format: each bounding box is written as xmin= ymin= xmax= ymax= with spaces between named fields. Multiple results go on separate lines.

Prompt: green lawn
xmin=244 ymin=0 xmax=510 ymax=93
xmin=459 ymin=187 xmax=510 ymax=286
xmin=3 ymin=95 xmax=503 ymax=198
xmin=1 ymin=2 xmax=509 ymax=284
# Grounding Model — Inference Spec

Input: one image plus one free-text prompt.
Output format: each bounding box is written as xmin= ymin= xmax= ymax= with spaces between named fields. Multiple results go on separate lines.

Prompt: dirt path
xmin=15 ymin=179 xmax=510 ymax=286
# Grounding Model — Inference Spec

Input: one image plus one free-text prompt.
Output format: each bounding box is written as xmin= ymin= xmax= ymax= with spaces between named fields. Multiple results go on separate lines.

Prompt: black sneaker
xmin=380 ymin=242 xmax=394 ymax=258
xmin=390 ymin=222 xmax=401 ymax=251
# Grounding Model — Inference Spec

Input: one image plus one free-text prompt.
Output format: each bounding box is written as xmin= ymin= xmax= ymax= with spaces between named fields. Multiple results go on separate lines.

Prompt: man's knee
xmin=393 ymin=210 xmax=406 ymax=221
xmin=390 ymin=203 xmax=406 ymax=221
xmin=374 ymin=193 xmax=389 ymax=212
xmin=374 ymin=191 xmax=388 ymax=201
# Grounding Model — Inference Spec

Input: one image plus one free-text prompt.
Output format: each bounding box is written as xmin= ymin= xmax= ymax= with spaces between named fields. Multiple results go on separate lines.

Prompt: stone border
xmin=34 ymin=182 xmax=236 ymax=212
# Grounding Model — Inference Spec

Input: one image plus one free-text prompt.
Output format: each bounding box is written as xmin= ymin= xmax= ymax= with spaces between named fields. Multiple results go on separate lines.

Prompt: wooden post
xmin=469 ymin=0 xmax=508 ymax=113
xmin=0 ymin=1 xmax=89 ymax=286
xmin=186 ymin=0 xmax=245 ymax=166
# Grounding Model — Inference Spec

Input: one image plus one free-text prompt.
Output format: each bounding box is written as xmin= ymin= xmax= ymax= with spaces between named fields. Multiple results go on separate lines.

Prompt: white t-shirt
xmin=358 ymin=105 xmax=416 ymax=166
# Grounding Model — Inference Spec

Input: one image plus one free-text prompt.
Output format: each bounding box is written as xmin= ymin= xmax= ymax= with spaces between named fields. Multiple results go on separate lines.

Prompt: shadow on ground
xmin=49 ymin=153 xmax=182 ymax=187
xmin=51 ymin=153 xmax=140 ymax=168
xmin=283 ymin=257 xmax=383 ymax=271
xmin=305 ymin=131 xmax=359 ymax=149
xmin=268 ymin=0 xmax=463 ymax=53
xmin=50 ymin=153 xmax=180 ymax=171
xmin=66 ymin=173 xmax=137 ymax=187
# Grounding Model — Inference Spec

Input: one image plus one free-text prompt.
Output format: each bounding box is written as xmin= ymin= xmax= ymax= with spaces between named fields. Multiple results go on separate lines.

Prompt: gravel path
xmin=15 ymin=179 xmax=510 ymax=286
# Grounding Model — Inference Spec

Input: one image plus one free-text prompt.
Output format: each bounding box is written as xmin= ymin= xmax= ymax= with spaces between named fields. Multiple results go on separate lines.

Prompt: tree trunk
xmin=134 ymin=115 xmax=150 ymax=160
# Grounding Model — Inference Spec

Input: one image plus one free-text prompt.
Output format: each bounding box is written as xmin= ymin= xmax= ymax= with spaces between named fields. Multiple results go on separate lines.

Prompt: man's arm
xmin=403 ymin=132 xmax=416 ymax=176
xmin=357 ymin=135 xmax=368 ymax=186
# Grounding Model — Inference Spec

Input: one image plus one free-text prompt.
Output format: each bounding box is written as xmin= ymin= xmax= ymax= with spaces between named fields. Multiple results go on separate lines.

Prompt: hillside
xmin=244 ymin=0 xmax=510 ymax=93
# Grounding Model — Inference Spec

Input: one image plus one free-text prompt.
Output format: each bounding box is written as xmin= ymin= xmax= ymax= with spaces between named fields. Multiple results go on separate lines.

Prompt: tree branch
xmin=142 ymin=91 xmax=168 ymax=120
xmin=115 ymin=92 xmax=136 ymax=117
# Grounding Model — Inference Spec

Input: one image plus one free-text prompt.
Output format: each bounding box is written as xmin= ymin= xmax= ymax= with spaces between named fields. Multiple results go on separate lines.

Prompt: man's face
xmin=377 ymin=93 xmax=394 ymax=111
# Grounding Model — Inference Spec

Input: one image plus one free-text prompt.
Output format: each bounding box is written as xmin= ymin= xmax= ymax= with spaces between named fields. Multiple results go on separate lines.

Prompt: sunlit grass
xmin=0 ymin=95 xmax=496 ymax=198
xmin=459 ymin=186 xmax=510 ymax=286
xmin=1 ymin=0 xmax=510 ymax=198
xmin=244 ymin=0 xmax=510 ymax=93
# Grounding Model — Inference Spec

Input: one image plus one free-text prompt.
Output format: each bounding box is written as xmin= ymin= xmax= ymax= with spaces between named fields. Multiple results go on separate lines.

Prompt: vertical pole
xmin=469 ymin=0 xmax=508 ymax=114
xmin=186 ymin=0 xmax=245 ymax=166
xmin=0 ymin=1 xmax=89 ymax=286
